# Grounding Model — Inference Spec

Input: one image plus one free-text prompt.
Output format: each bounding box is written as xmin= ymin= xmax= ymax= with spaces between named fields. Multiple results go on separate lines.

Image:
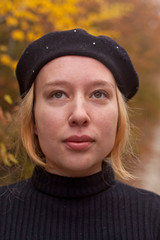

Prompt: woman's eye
xmin=51 ymin=91 xmax=66 ymax=99
xmin=92 ymin=91 xmax=108 ymax=99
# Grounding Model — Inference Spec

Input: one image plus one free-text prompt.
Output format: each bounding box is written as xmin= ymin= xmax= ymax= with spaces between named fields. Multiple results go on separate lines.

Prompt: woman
xmin=0 ymin=29 xmax=160 ymax=240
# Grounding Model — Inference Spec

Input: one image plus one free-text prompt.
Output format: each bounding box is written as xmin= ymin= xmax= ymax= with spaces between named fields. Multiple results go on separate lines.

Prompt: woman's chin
xmin=45 ymin=158 xmax=102 ymax=177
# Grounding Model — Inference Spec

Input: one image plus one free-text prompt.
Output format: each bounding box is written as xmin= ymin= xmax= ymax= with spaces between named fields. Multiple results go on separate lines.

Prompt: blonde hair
xmin=109 ymin=88 xmax=133 ymax=179
xmin=15 ymin=83 xmax=134 ymax=180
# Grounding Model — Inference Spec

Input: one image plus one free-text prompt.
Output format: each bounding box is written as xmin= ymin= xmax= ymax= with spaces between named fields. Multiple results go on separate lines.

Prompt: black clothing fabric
xmin=0 ymin=163 xmax=160 ymax=240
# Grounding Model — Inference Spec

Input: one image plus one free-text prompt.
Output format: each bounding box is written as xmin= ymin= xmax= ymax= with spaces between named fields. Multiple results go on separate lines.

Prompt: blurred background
xmin=0 ymin=0 xmax=160 ymax=193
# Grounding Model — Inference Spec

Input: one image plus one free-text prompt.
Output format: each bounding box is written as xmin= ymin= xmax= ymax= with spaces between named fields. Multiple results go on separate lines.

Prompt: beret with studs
xmin=16 ymin=28 xmax=139 ymax=100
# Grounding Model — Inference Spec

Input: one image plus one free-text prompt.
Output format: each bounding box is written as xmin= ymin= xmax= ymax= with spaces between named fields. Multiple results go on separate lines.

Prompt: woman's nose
xmin=68 ymin=98 xmax=90 ymax=127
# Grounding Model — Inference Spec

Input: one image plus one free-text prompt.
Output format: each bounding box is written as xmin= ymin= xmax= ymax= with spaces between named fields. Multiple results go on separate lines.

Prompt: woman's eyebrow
xmin=89 ymin=80 xmax=115 ymax=89
xmin=43 ymin=79 xmax=115 ymax=89
xmin=43 ymin=80 xmax=71 ymax=88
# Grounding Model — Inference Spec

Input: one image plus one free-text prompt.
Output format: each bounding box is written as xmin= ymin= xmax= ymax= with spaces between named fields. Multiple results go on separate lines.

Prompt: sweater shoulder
xmin=113 ymin=180 xmax=160 ymax=206
xmin=0 ymin=178 xmax=32 ymax=200
xmin=115 ymin=180 xmax=160 ymax=195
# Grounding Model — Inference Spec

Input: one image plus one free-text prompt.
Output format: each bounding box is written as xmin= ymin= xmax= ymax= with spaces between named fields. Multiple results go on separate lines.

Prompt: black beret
xmin=16 ymin=28 xmax=139 ymax=100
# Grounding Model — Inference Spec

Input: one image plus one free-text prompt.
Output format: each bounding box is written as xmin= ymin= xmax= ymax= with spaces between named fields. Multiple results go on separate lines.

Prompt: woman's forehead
xmin=35 ymin=55 xmax=116 ymax=88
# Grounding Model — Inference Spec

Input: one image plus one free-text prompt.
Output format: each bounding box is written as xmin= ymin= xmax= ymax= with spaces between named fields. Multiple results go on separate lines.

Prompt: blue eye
xmin=92 ymin=91 xmax=107 ymax=99
xmin=52 ymin=91 xmax=66 ymax=99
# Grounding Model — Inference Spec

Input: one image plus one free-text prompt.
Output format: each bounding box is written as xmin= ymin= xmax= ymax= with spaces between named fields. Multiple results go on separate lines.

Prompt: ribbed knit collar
xmin=31 ymin=161 xmax=115 ymax=198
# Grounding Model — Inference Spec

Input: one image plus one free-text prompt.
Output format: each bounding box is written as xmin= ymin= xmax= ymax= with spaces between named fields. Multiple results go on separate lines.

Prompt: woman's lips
xmin=63 ymin=135 xmax=94 ymax=151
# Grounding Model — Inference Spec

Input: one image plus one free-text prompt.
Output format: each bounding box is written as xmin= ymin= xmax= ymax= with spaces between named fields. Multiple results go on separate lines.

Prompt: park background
xmin=0 ymin=0 xmax=160 ymax=193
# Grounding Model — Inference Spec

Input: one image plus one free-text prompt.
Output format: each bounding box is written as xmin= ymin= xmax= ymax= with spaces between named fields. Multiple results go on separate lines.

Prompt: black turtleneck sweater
xmin=0 ymin=163 xmax=160 ymax=240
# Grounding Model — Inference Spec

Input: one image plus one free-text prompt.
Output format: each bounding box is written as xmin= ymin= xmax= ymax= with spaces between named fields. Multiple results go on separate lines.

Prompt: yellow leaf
xmin=0 ymin=54 xmax=16 ymax=70
xmin=8 ymin=153 xmax=18 ymax=164
xmin=27 ymin=32 xmax=39 ymax=42
xmin=6 ymin=16 xmax=18 ymax=27
xmin=21 ymin=20 xmax=29 ymax=30
xmin=0 ymin=1 xmax=12 ymax=14
xmin=0 ymin=54 xmax=12 ymax=65
xmin=4 ymin=94 xmax=13 ymax=104
xmin=0 ymin=143 xmax=17 ymax=166
xmin=12 ymin=30 xmax=25 ymax=41
xmin=0 ymin=142 xmax=6 ymax=155
xmin=11 ymin=60 xmax=18 ymax=71
xmin=0 ymin=142 xmax=10 ymax=166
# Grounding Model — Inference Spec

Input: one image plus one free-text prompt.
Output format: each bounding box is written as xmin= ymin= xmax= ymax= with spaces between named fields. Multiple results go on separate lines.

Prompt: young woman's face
xmin=34 ymin=56 xmax=118 ymax=177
